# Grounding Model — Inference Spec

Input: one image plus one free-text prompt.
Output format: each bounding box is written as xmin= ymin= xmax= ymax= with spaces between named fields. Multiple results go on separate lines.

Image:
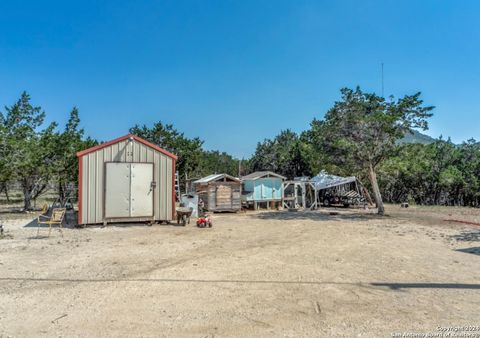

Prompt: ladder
xmin=174 ymin=171 xmax=181 ymax=201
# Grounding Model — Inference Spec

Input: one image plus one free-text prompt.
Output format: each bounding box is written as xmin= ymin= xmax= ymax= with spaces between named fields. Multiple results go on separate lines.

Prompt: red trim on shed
xmin=76 ymin=133 xmax=178 ymax=223
xmin=78 ymin=156 xmax=83 ymax=224
xmin=76 ymin=134 xmax=177 ymax=160
xmin=172 ymin=158 xmax=176 ymax=220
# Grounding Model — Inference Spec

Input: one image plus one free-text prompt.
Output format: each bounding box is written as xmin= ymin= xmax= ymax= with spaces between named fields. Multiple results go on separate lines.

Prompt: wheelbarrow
xmin=176 ymin=207 xmax=193 ymax=226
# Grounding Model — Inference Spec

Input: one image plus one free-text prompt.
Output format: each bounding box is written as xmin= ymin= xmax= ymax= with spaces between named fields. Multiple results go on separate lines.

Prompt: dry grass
xmin=0 ymin=205 xmax=479 ymax=337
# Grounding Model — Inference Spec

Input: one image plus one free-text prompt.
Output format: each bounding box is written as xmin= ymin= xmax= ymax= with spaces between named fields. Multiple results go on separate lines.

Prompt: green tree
xmin=0 ymin=92 xmax=58 ymax=210
xmin=457 ymin=139 xmax=480 ymax=206
xmin=52 ymin=107 xmax=90 ymax=205
xmin=197 ymin=150 xmax=239 ymax=177
xmin=311 ymin=87 xmax=434 ymax=215
xmin=378 ymin=143 xmax=435 ymax=204
xmin=303 ymin=125 xmax=355 ymax=178
xmin=130 ymin=122 xmax=204 ymax=183
xmin=0 ymin=117 xmax=12 ymax=201
xmin=377 ymin=138 xmax=480 ymax=207
xmin=249 ymin=129 xmax=312 ymax=178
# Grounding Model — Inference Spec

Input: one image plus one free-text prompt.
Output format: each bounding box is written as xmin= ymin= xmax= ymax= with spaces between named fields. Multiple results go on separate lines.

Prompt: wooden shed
xmin=241 ymin=171 xmax=286 ymax=209
xmin=193 ymin=174 xmax=241 ymax=212
xmin=76 ymin=134 xmax=177 ymax=226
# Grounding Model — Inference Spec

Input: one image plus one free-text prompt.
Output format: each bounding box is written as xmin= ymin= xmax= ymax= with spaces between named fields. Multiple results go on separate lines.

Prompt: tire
xmin=323 ymin=199 xmax=330 ymax=207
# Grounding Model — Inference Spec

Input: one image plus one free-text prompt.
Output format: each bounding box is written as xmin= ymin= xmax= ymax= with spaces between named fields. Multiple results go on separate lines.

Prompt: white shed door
xmin=130 ymin=163 xmax=153 ymax=217
xmin=105 ymin=163 xmax=131 ymax=218
xmin=105 ymin=162 xmax=154 ymax=219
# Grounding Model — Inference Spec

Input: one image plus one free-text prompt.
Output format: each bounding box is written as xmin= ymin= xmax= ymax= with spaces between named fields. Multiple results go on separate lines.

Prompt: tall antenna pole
xmin=381 ymin=62 xmax=384 ymax=97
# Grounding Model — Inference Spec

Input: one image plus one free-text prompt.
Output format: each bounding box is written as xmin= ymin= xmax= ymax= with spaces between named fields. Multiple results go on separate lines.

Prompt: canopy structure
xmin=282 ymin=171 xmax=372 ymax=210
xmin=311 ymin=171 xmax=357 ymax=191
xmin=310 ymin=170 xmax=373 ymax=207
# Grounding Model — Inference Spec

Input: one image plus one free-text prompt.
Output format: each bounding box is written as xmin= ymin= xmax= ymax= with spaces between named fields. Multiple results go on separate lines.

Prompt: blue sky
xmin=0 ymin=0 xmax=479 ymax=157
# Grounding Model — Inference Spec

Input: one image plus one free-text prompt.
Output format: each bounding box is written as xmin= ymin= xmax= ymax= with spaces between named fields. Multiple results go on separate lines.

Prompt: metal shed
xmin=76 ymin=134 xmax=177 ymax=225
xmin=241 ymin=171 xmax=286 ymax=209
xmin=193 ymin=174 xmax=241 ymax=212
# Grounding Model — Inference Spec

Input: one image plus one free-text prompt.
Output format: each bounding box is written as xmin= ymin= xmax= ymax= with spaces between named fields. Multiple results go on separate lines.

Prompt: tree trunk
xmin=368 ymin=162 xmax=385 ymax=215
xmin=21 ymin=177 xmax=34 ymax=211
xmin=0 ymin=182 xmax=9 ymax=202
xmin=4 ymin=184 xmax=9 ymax=202
xmin=58 ymin=182 xmax=66 ymax=207
xmin=23 ymin=188 xmax=32 ymax=211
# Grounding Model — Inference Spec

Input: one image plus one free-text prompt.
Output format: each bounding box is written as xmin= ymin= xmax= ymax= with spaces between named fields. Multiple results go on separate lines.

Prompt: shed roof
xmin=242 ymin=171 xmax=286 ymax=180
xmin=76 ymin=134 xmax=178 ymax=160
xmin=194 ymin=173 xmax=240 ymax=184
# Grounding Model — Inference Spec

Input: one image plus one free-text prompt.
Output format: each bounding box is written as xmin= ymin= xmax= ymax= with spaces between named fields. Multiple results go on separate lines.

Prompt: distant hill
xmin=399 ymin=130 xmax=436 ymax=144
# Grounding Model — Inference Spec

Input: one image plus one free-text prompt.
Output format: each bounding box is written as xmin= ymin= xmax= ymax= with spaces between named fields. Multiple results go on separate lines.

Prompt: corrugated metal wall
xmin=80 ymin=139 xmax=173 ymax=224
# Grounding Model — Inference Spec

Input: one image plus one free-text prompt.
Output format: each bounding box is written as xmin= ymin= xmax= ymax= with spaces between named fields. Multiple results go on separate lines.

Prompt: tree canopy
xmin=129 ymin=121 xmax=240 ymax=184
xmin=0 ymin=93 xmax=97 ymax=210
xmin=2 ymin=89 xmax=479 ymax=213
xmin=248 ymin=129 xmax=312 ymax=179
xmin=0 ymin=92 xmax=57 ymax=210
xmin=308 ymin=87 xmax=434 ymax=214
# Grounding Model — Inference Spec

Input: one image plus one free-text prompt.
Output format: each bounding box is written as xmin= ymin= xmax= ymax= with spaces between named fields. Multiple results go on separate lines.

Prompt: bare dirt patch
xmin=0 ymin=205 xmax=479 ymax=337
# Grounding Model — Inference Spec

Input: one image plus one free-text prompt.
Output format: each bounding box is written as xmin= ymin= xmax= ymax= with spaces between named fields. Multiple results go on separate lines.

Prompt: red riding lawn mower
xmin=196 ymin=214 xmax=212 ymax=228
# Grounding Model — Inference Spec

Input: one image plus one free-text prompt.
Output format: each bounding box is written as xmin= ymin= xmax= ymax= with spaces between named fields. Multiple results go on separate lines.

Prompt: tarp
xmin=311 ymin=171 xmax=357 ymax=190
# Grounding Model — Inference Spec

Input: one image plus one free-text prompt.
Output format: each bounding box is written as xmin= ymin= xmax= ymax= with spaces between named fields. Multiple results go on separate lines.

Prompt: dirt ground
xmin=0 ymin=205 xmax=479 ymax=337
